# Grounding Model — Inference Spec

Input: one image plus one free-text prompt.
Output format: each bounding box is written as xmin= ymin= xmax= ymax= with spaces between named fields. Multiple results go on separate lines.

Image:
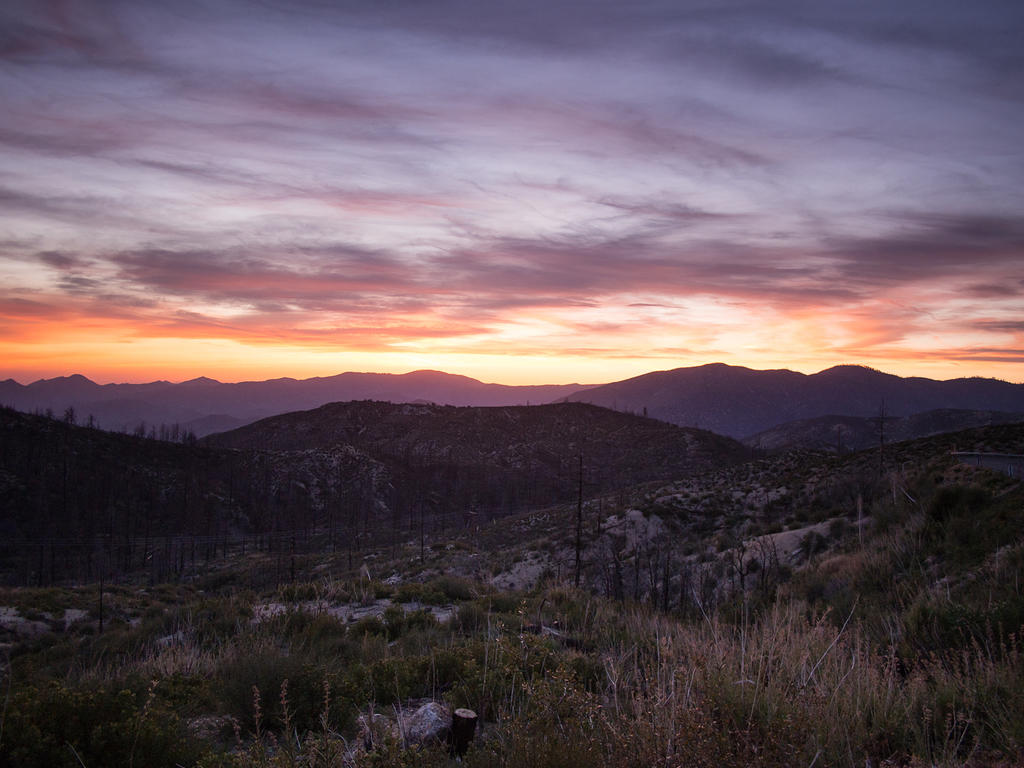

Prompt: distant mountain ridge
xmin=0 ymin=370 xmax=594 ymax=436
xmin=564 ymin=363 xmax=1024 ymax=438
xmin=3 ymin=363 xmax=1022 ymax=440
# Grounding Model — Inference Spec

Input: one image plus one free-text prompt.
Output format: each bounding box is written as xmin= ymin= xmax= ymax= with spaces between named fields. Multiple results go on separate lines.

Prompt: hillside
xmin=3 ymin=419 xmax=1024 ymax=767
xmin=205 ymin=400 xmax=748 ymax=514
xmin=743 ymin=408 xmax=1024 ymax=453
xmin=565 ymin=363 xmax=1024 ymax=437
xmin=0 ymin=406 xmax=390 ymax=583
xmin=0 ymin=401 xmax=744 ymax=584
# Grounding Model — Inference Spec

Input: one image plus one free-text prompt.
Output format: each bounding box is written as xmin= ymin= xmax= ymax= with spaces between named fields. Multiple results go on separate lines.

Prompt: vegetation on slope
xmin=1 ymin=402 xmax=742 ymax=585
xmin=205 ymin=400 xmax=747 ymax=507
xmin=1 ymin=422 xmax=1022 ymax=766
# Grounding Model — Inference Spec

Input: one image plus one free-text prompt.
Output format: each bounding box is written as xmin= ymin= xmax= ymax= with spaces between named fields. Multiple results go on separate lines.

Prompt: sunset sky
xmin=2 ymin=0 xmax=1023 ymax=385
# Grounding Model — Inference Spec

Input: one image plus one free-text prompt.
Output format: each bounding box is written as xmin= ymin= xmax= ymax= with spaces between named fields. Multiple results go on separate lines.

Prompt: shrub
xmin=393 ymin=581 xmax=425 ymax=603
xmin=402 ymin=607 xmax=438 ymax=635
xmin=457 ymin=601 xmax=488 ymax=634
xmin=428 ymin=575 xmax=475 ymax=602
xmin=216 ymin=648 xmax=331 ymax=733
xmin=295 ymin=612 xmax=352 ymax=660
xmin=383 ymin=603 xmax=407 ymax=640
xmin=1 ymin=681 xmax=200 ymax=768
xmin=349 ymin=615 xmax=387 ymax=638
xmin=926 ymin=485 xmax=989 ymax=523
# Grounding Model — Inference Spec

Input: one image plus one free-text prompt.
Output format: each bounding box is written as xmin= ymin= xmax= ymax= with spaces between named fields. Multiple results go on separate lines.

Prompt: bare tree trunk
xmin=451 ymin=708 xmax=478 ymax=757
xmin=574 ymin=454 xmax=583 ymax=588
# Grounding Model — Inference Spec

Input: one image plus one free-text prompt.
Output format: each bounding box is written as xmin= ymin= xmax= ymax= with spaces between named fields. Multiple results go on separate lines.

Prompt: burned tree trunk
xmin=450 ymin=707 xmax=478 ymax=757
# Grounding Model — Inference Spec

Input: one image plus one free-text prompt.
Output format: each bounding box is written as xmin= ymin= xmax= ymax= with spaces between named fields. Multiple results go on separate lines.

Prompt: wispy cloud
xmin=1 ymin=0 xmax=1022 ymax=382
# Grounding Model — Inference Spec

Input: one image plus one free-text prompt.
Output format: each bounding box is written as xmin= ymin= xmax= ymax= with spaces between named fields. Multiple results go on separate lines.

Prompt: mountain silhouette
xmin=563 ymin=363 xmax=1024 ymax=438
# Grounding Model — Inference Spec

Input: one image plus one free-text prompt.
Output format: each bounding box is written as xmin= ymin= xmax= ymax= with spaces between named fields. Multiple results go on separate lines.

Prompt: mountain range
xmin=564 ymin=363 xmax=1024 ymax=437
xmin=2 ymin=363 xmax=1022 ymax=440
xmin=0 ymin=370 xmax=592 ymax=436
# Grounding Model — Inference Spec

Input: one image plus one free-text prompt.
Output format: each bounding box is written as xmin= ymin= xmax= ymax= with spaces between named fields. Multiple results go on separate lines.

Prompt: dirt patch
xmin=490 ymin=550 xmax=551 ymax=591
xmin=746 ymin=519 xmax=842 ymax=564
xmin=0 ymin=606 xmax=51 ymax=637
xmin=251 ymin=599 xmax=455 ymax=625
xmin=601 ymin=509 xmax=666 ymax=550
xmin=63 ymin=608 xmax=89 ymax=630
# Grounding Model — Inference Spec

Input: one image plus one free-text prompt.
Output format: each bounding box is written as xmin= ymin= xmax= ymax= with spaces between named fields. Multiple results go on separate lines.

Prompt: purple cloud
xmin=1 ymin=0 xmax=1022 ymax=379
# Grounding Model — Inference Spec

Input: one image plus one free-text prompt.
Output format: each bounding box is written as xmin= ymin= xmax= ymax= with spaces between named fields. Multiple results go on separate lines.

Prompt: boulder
xmin=400 ymin=701 xmax=450 ymax=745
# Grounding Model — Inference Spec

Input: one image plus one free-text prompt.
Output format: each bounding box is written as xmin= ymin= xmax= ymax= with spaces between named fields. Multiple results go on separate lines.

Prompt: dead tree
xmin=726 ymin=539 xmax=752 ymax=595
xmin=451 ymin=708 xmax=478 ymax=756
xmin=751 ymin=536 xmax=781 ymax=595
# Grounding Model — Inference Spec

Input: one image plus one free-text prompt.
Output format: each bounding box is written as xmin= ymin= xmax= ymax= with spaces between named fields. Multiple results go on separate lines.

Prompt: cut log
xmin=450 ymin=707 xmax=478 ymax=757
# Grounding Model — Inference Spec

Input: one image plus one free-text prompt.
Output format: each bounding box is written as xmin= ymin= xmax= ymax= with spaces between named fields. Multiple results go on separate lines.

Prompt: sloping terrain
xmin=743 ymin=408 xmax=1024 ymax=452
xmin=4 ymin=420 xmax=1023 ymax=767
xmin=206 ymin=400 xmax=748 ymax=514
xmin=0 ymin=406 xmax=390 ymax=583
xmin=565 ymin=362 xmax=1024 ymax=437
xmin=448 ymin=420 xmax=1024 ymax=612
xmin=1 ymin=402 xmax=745 ymax=585
xmin=7 ymin=363 xmax=1023 ymax=442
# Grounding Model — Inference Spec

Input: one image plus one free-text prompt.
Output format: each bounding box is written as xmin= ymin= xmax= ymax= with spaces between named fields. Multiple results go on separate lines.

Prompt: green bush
xmin=349 ymin=615 xmax=387 ymax=638
xmin=485 ymin=593 xmax=521 ymax=614
xmin=393 ymin=581 xmax=425 ymax=603
xmin=296 ymin=612 xmax=352 ymax=660
xmin=216 ymin=648 xmax=322 ymax=733
xmin=428 ymin=575 xmax=474 ymax=602
xmin=456 ymin=601 xmax=488 ymax=634
xmin=403 ymin=607 xmax=438 ymax=635
xmin=383 ymin=603 xmax=407 ymax=640
xmin=1 ymin=681 xmax=200 ymax=768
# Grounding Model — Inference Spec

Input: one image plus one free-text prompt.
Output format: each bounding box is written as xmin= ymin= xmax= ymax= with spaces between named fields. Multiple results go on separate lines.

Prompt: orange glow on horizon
xmin=3 ymin=332 xmax=1021 ymax=386
xmin=3 ymin=281 xmax=1022 ymax=386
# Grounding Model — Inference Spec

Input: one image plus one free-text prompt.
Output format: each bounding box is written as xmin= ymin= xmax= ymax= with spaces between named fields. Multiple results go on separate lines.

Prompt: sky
xmin=1 ymin=0 xmax=1023 ymax=385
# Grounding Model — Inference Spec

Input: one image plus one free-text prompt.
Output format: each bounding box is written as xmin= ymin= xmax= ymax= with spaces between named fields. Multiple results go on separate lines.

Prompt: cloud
xmin=108 ymin=245 xmax=419 ymax=305
xmin=595 ymin=197 xmax=737 ymax=223
xmin=1 ymin=0 xmax=1023 ymax=380
xmin=36 ymin=250 xmax=81 ymax=270
xmin=973 ymin=320 xmax=1024 ymax=333
xmin=0 ymin=296 xmax=58 ymax=317
xmin=825 ymin=212 xmax=1024 ymax=286
xmin=436 ymin=232 xmax=858 ymax=309
xmin=964 ymin=283 xmax=1022 ymax=298
xmin=0 ymin=123 xmax=141 ymax=157
xmin=940 ymin=349 xmax=1024 ymax=364
xmin=0 ymin=186 xmax=158 ymax=235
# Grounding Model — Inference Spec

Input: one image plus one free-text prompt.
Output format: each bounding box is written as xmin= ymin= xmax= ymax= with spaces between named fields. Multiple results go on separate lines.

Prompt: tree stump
xmin=450 ymin=707 xmax=478 ymax=757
